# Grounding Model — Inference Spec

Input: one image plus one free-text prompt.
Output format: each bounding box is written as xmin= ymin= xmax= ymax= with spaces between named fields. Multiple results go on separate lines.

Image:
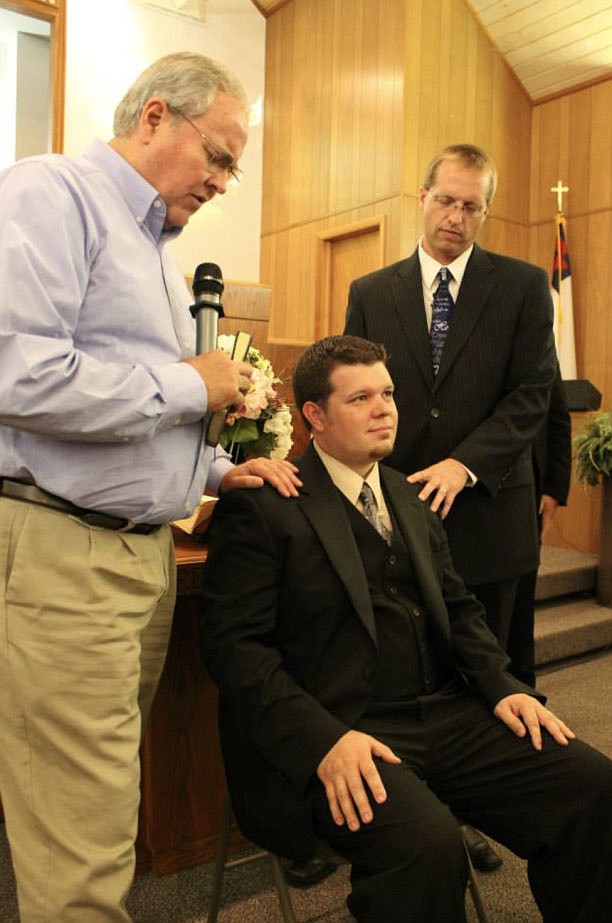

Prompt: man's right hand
xmin=184 ymin=350 xmax=252 ymax=411
xmin=317 ymin=730 xmax=401 ymax=831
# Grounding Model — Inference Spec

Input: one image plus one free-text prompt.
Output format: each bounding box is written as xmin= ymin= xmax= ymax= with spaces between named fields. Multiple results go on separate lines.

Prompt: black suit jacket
xmin=344 ymin=244 xmax=558 ymax=584
xmin=200 ymin=445 xmax=537 ymax=860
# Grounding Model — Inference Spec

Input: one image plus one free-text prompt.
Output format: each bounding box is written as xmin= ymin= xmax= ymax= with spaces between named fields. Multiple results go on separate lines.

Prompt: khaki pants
xmin=0 ymin=497 xmax=176 ymax=922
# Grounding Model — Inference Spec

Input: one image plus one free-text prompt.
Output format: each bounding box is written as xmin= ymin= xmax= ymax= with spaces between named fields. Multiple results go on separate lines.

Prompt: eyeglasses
xmin=175 ymin=110 xmax=243 ymax=184
xmin=428 ymin=192 xmax=486 ymax=216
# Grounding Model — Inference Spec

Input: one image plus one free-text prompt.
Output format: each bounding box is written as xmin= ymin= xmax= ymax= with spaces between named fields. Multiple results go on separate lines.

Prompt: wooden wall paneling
xmin=261 ymin=1 xmax=295 ymax=233
xmin=478 ymin=216 xmax=529 ymax=262
xmin=588 ymin=81 xmax=612 ymax=212
xmin=374 ymin=0 xmax=406 ymax=204
xmin=402 ymin=0 xmax=424 ymax=197
xmin=326 ymin=0 xmax=404 ymax=216
xmin=406 ymin=3 xmax=442 ymax=174
xmin=286 ymin=0 xmax=333 ymax=226
xmin=530 ymin=97 xmax=571 ymax=224
xmin=527 ymin=211 xmax=609 ymax=556
xmin=351 ymin=0 xmax=376 ymax=210
xmin=315 ymin=216 xmax=386 ymax=338
xmin=551 ymin=414 xmax=604 ymax=556
xmin=489 ymin=55 xmax=531 ymax=226
xmin=567 ymin=89 xmax=592 ymax=216
xmin=265 ymin=197 xmax=402 ymax=344
xmin=444 ymin=0 xmax=470 ymax=142
xmin=563 ymin=214 xmax=589 ymax=382
xmin=471 ymin=20 xmax=496 ymax=154
xmin=398 ymin=193 xmax=419 ymax=260
xmin=308 ymin=0 xmax=335 ymax=224
xmin=403 ymin=0 xmax=529 ymax=233
xmin=383 ymin=194 xmax=403 ymax=263
xmin=580 ymin=211 xmax=612 ymax=399
xmin=327 ymin=0 xmax=355 ymax=217
xmin=218 ymin=281 xmax=272 ymax=354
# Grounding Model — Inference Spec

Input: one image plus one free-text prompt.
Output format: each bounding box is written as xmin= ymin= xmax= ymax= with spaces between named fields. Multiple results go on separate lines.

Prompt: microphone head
xmin=192 ymin=262 xmax=224 ymax=300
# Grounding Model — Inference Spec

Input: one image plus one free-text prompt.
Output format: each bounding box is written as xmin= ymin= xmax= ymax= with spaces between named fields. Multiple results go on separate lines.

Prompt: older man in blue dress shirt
xmin=0 ymin=52 xmax=299 ymax=923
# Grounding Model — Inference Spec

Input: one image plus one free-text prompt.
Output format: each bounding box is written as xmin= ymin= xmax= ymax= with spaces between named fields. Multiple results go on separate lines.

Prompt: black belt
xmin=0 ymin=478 xmax=161 ymax=535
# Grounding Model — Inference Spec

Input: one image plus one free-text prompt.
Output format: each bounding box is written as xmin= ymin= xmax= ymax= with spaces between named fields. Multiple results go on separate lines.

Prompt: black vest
xmin=342 ymin=493 xmax=457 ymax=704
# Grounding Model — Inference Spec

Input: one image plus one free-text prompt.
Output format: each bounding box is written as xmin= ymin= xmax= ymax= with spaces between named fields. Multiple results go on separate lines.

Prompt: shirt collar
xmin=312 ymin=441 xmax=385 ymax=509
xmin=418 ymin=238 xmax=474 ymax=290
xmin=82 ymin=138 xmax=182 ymax=244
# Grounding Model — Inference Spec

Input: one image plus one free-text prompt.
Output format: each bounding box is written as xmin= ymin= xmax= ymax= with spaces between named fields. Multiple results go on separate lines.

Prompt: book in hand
xmin=205 ymin=330 xmax=253 ymax=447
xmin=171 ymin=495 xmax=218 ymax=537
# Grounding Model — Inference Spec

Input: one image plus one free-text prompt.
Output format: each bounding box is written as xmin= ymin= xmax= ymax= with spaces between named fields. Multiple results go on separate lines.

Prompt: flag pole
xmin=549 ymin=180 xmax=577 ymax=380
xmin=555 ymin=210 xmax=564 ymax=327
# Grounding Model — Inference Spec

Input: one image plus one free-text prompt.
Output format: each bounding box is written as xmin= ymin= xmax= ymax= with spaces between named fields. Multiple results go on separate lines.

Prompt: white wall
xmin=64 ymin=0 xmax=265 ymax=282
xmin=0 ymin=9 xmax=50 ymax=170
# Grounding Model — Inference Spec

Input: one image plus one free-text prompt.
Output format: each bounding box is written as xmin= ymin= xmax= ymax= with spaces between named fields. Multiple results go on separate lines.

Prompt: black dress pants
xmin=507 ymin=567 xmax=539 ymax=686
xmin=310 ymin=693 xmax=612 ymax=923
xmin=469 ymin=578 xmax=519 ymax=653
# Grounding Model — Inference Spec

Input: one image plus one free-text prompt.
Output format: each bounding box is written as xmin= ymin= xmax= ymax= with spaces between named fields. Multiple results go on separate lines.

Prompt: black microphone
xmin=190 ymin=261 xmax=225 ymax=354
xmin=190 ymin=262 xmax=227 ymax=447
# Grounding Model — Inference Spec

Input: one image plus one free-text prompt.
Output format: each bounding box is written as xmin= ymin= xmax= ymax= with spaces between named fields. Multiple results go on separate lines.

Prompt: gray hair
xmin=422 ymin=143 xmax=498 ymax=205
xmin=113 ymin=51 xmax=248 ymax=136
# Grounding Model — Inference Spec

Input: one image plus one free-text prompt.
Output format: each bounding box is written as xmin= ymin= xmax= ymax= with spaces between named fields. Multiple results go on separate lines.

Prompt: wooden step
xmin=535 ymin=598 xmax=612 ymax=666
xmin=536 ymin=545 xmax=598 ymax=601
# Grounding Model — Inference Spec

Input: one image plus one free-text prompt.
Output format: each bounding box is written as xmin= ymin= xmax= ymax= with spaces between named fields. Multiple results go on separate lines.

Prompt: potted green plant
xmin=574 ymin=411 xmax=612 ymax=486
xmin=573 ymin=410 xmax=612 ymax=606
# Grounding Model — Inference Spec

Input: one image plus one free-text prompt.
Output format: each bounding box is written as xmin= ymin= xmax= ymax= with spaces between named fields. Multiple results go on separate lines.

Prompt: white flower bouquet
xmin=217 ymin=334 xmax=294 ymax=462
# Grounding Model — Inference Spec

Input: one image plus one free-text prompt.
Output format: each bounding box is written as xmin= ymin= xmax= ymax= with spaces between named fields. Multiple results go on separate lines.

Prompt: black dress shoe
xmin=282 ymin=856 xmax=339 ymax=887
xmin=460 ymin=824 xmax=503 ymax=872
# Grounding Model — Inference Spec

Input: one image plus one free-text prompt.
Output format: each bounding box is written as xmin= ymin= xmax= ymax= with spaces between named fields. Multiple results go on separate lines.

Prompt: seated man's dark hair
xmin=293 ymin=335 xmax=387 ymax=430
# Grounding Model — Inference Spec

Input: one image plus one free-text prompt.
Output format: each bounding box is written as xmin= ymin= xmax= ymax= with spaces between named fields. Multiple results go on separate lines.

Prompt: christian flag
xmin=551 ymin=213 xmax=577 ymax=379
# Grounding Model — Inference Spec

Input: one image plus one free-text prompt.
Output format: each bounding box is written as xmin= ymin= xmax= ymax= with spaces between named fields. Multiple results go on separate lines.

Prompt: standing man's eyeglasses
xmin=174 ymin=110 xmax=243 ymax=184
xmin=428 ymin=192 xmax=486 ymax=216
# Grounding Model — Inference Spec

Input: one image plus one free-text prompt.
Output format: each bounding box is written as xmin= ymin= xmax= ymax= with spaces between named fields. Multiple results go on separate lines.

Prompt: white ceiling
xmin=465 ymin=0 xmax=612 ymax=101
xmin=249 ymin=0 xmax=612 ymax=102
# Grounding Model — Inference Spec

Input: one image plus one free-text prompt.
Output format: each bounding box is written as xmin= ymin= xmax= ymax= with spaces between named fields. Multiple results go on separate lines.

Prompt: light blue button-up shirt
xmin=0 ymin=139 xmax=232 ymax=523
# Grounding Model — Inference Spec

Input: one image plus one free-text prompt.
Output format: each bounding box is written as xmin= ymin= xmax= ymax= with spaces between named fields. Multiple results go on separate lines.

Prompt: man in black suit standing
xmin=200 ymin=335 xmax=612 ymax=923
xmin=344 ymin=144 xmax=558 ymax=868
xmin=345 ymin=143 xmax=556 ymax=653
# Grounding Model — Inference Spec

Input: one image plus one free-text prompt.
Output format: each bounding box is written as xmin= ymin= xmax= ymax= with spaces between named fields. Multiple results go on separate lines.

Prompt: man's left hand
xmin=407 ymin=458 xmax=469 ymax=518
xmin=539 ymin=494 xmax=559 ymax=541
xmin=494 ymin=694 xmax=576 ymax=750
xmin=220 ymin=458 xmax=302 ymax=497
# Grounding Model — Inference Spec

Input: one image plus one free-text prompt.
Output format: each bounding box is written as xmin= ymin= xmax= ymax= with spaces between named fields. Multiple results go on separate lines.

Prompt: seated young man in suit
xmin=200 ymin=335 xmax=612 ymax=923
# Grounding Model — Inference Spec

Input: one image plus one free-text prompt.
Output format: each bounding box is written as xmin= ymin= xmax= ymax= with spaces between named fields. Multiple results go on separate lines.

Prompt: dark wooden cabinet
xmin=136 ymin=532 xmax=247 ymax=875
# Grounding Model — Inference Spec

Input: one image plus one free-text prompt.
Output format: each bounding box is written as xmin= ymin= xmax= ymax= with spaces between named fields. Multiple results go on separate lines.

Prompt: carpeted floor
xmin=1 ymin=648 xmax=611 ymax=922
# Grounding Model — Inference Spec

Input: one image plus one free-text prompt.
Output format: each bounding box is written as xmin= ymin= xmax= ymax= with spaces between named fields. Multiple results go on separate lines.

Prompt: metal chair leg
xmin=207 ymin=793 xmax=299 ymax=923
xmin=270 ymin=854 xmax=299 ymax=923
xmin=206 ymin=795 xmax=233 ymax=923
xmin=463 ymin=837 xmax=492 ymax=923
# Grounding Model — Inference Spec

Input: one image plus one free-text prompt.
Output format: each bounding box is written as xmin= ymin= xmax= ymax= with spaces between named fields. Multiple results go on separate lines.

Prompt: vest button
xmin=389 ymin=586 xmax=398 ymax=595
xmin=430 ymin=407 xmax=440 ymax=418
xmin=412 ymin=608 xmax=421 ymax=617
xmin=388 ymin=555 xmax=397 ymax=565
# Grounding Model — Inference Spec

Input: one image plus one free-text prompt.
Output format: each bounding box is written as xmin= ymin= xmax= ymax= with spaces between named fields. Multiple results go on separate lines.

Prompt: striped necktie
xmin=431 ymin=267 xmax=454 ymax=374
xmin=358 ymin=482 xmax=392 ymax=544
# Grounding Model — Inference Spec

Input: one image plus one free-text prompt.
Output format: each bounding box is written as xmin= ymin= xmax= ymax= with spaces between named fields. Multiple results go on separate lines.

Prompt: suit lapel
xmin=390 ymin=253 xmax=435 ymax=387
xmin=434 ymin=244 xmax=496 ymax=389
xmin=296 ymin=445 xmax=378 ymax=645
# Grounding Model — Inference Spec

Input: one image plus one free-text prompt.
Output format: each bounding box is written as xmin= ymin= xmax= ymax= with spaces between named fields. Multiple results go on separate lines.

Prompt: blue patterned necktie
xmin=431 ymin=267 xmax=454 ymax=374
xmin=358 ymin=482 xmax=392 ymax=545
